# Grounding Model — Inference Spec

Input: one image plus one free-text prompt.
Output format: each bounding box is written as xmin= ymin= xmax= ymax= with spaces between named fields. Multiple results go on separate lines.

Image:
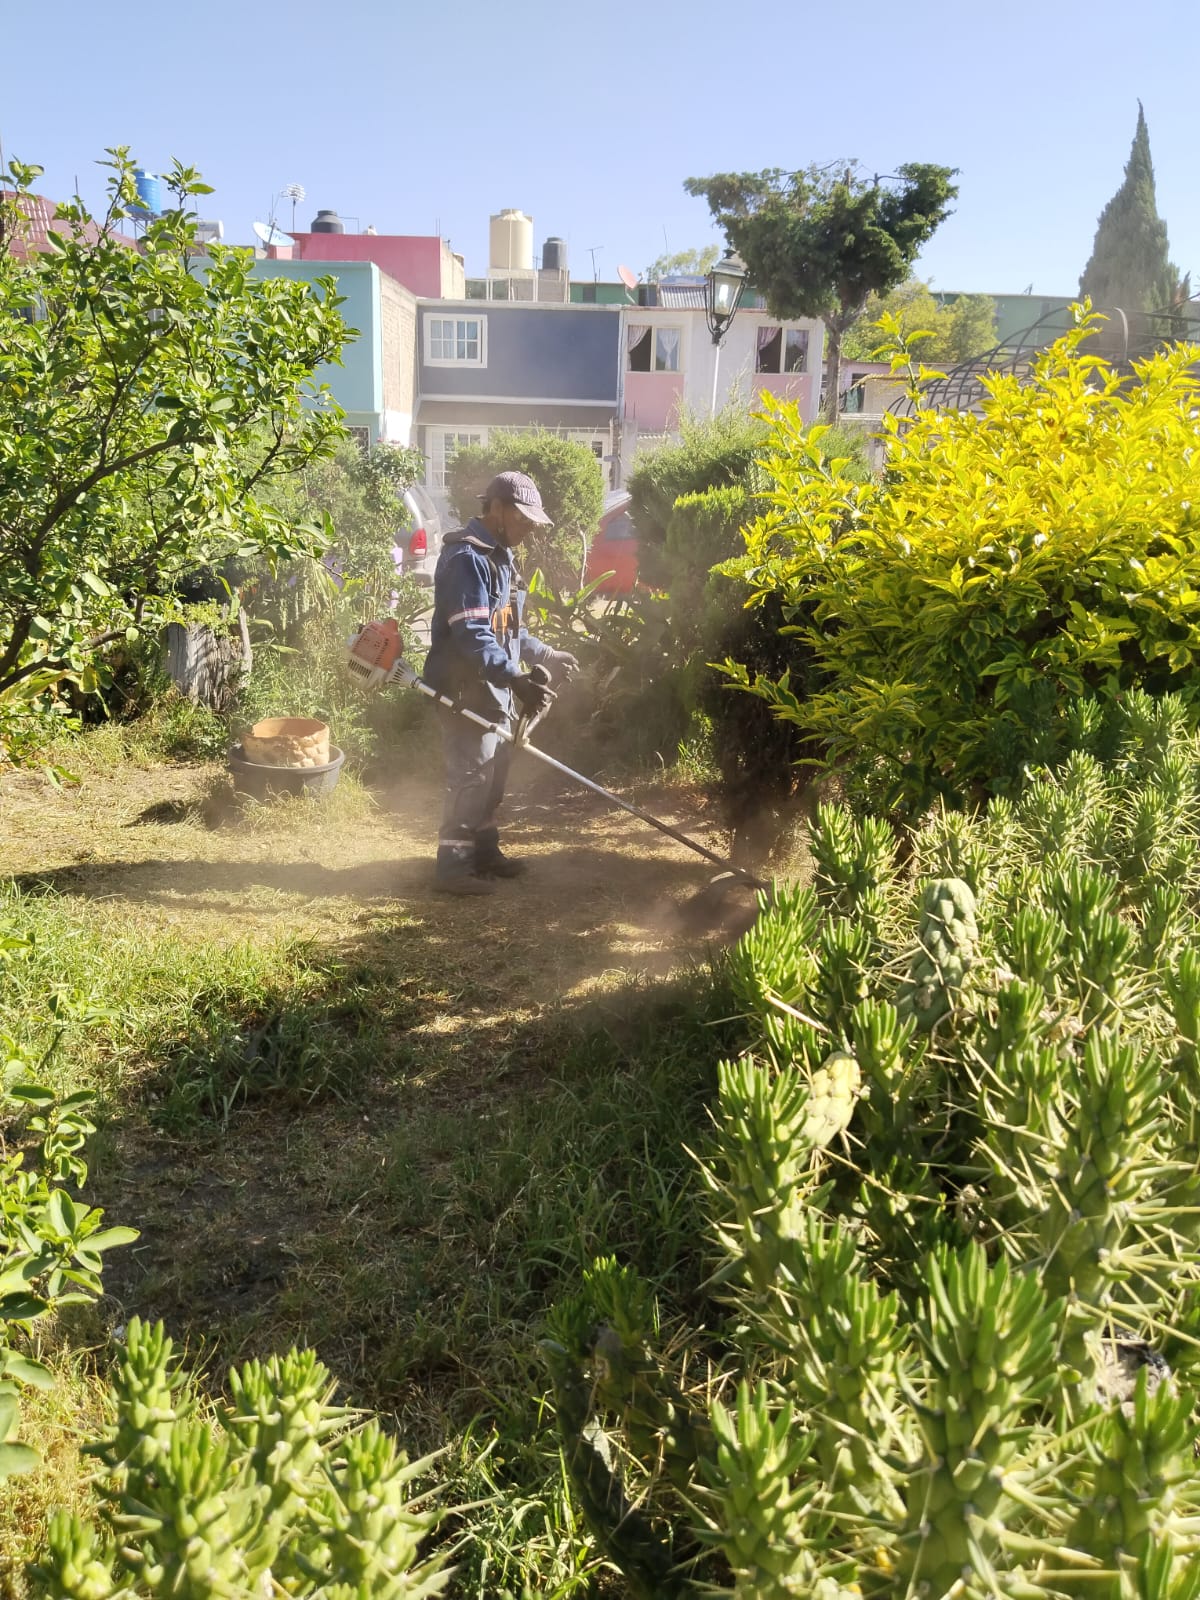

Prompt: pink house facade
xmin=618 ymin=284 xmax=823 ymax=478
xmin=272 ymin=228 xmax=466 ymax=299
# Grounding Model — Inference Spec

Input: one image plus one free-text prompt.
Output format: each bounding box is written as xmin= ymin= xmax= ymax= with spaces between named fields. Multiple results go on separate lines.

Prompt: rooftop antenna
xmin=280 ymin=183 xmax=305 ymax=233
xmin=588 ymin=245 xmax=603 ymax=282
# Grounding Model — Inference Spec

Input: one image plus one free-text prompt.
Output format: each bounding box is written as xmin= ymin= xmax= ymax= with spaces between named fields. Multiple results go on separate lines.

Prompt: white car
xmin=393 ymin=483 xmax=446 ymax=587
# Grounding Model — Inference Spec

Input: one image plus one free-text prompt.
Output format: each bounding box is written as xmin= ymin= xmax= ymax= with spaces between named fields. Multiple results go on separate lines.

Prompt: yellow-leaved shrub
xmin=723 ymin=313 xmax=1200 ymax=811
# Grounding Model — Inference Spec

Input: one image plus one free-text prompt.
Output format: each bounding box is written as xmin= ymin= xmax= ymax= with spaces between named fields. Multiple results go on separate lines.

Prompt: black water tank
xmin=310 ymin=209 xmax=345 ymax=234
xmin=542 ymin=236 xmax=567 ymax=272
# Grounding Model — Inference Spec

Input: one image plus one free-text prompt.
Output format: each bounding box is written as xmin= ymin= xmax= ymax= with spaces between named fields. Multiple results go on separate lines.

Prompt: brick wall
xmin=380 ymin=273 xmax=417 ymax=431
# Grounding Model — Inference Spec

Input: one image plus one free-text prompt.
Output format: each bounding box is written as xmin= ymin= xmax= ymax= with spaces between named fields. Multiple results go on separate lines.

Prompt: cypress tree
xmin=1079 ymin=102 xmax=1177 ymax=312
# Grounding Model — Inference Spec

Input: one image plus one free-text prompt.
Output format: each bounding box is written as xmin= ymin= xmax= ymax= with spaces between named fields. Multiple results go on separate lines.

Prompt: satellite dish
xmin=618 ymin=264 xmax=637 ymax=290
xmin=253 ymin=220 xmax=294 ymax=249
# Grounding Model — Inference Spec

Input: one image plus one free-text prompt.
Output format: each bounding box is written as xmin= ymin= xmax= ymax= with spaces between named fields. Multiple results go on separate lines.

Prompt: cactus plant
xmin=897 ymin=876 xmax=978 ymax=1030
xmin=34 ymin=1318 xmax=451 ymax=1599
xmin=542 ymin=701 xmax=1200 ymax=1596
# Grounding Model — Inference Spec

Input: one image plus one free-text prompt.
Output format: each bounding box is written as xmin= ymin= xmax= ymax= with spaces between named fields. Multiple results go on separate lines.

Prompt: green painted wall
xmin=934 ymin=290 xmax=1075 ymax=346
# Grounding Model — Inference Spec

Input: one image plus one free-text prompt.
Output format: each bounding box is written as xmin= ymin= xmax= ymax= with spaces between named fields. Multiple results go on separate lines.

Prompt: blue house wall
xmin=249 ymin=258 xmax=384 ymax=438
xmin=417 ymin=303 xmax=620 ymax=404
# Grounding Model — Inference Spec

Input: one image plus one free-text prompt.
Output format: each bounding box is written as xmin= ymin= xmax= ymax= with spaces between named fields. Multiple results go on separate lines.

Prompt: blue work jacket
xmin=423 ymin=519 xmax=554 ymax=717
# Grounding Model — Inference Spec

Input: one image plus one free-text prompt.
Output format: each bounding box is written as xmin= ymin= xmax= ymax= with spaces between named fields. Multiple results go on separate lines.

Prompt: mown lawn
xmin=0 ymin=730 xmax=753 ymax=1595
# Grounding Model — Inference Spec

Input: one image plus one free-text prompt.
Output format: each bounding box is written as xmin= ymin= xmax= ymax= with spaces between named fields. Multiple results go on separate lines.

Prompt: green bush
xmin=446 ymin=431 xmax=605 ymax=591
xmin=626 ymin=406 xmax=768 ymax=561
xmin=249 ymin=438 xmax=427 ymax=627
xmin=545 ymin=692 xmax=1200 ymax=1597
xmin=604 ymin=417 xmax=870 ymax=829
xmin=725 ymin=314 xmax=1200 ymax=815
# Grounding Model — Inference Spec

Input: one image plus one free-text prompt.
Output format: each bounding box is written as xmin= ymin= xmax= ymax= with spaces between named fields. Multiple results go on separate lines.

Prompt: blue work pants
xmin=435 ymin=703 xmax=513 ymax=881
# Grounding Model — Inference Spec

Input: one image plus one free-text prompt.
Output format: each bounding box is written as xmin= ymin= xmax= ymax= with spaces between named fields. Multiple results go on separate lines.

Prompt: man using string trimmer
xmin=421 ymin=470 xmax=578 ymax=896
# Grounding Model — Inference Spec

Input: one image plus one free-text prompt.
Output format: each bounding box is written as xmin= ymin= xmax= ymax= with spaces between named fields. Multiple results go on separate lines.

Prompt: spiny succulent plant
xmin=809 ymin=802 xmax=897 ymax=916
xmin=897 ymin=876 xmax=978 ymax=1031
xmin=896 ymin=1246 xmax=1061 ymax=1595
xmin=34 ymin=1317 xmax=450 ymax=1599
xmin=700 ymin=1382 xmax=859 ymax=1600
xmin=1055 ymin=1373 xmax=1199 ymax=1599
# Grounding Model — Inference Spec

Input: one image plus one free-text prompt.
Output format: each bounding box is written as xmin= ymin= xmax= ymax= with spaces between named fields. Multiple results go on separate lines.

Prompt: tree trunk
xmin=823 ymin=320 xmax=844 ymax=425
xmin=164 ymin=606 xmax=252 ymax=712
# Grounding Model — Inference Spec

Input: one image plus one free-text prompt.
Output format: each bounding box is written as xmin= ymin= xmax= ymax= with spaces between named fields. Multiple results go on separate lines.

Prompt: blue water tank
xmin=132 ymin=169 xmax=162 ymax=218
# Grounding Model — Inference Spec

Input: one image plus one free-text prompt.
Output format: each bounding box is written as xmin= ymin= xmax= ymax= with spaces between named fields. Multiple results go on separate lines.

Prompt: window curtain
xmin=627 ymin=324 xmax=648 ymax=351
xmin=655 ymin=327 xmax=680 ymax=371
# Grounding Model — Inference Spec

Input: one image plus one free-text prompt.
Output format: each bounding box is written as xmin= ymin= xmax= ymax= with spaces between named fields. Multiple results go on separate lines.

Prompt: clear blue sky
xmin=5 ymin=0 xmax=1194 ymax=298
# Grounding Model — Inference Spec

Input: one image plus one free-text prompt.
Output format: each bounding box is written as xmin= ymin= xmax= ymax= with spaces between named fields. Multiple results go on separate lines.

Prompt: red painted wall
xmin=292 ymin=233 xmax=443 ymax=297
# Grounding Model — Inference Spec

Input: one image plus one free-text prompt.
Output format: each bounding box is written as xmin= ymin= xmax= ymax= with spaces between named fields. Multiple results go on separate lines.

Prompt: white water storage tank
xmin=490 ymin=209 xmax=533 ymax=272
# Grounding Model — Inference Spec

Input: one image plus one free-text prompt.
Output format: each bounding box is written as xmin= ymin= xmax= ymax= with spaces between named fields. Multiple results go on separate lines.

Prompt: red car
xmin=585 ymin=492 xmax=640 ymax=595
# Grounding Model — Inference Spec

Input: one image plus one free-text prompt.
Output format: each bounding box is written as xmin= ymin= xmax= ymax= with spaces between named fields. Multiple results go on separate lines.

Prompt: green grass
xmin=0 ymin=830 xmax=745 ymax=1596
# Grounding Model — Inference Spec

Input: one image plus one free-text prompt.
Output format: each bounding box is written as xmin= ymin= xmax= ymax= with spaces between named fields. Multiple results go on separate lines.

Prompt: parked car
xmin=393 ymin=483 xmax=445 ymax=587
xmin=584 ymin=491 xmax=640 ymax=595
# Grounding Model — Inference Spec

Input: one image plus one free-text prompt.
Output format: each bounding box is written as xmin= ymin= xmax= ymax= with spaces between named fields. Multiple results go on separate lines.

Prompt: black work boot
xmin=435 ymin=838 xmax=497 ymax=896
xmin=434 ymin=875 xmax=496 ymax=897
xmin=474 ymin=827 xmax=527 ymax=878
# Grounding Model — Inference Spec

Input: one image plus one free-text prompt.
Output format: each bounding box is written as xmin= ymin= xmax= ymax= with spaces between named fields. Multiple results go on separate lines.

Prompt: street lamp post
xmin=704 ymin=250 xmax=748 ymax=415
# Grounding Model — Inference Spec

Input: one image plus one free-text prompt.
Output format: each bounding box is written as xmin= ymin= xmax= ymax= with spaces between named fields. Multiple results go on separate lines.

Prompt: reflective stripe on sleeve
xmin=447 ymin=606 xmax=491 ymax=625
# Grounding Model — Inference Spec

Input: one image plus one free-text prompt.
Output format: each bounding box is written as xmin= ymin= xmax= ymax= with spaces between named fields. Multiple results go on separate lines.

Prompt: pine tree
xmin=1079 ymin=102 xmax=1177 ymax=312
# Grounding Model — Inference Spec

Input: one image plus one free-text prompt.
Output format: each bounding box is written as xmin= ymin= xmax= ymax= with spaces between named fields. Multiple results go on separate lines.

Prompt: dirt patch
xmin=2 ymin=746 xmax=747 ymax=1397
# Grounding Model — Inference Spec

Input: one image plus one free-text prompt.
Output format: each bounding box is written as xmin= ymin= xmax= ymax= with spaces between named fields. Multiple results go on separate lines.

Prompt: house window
xmin=429 ymin=429 xmax=486 ymax=491
xmin=346 ymin=426 xmax=371 ymax=450
xmin=425 ymin=315 xmax=486 ymax=367
xmin=842 ymin=375 xmax=868 ymax=414
xmin=755 ymin=326 xmax=809 ymax=374
xmin=626 ymin=325 xmax=681 ymax=373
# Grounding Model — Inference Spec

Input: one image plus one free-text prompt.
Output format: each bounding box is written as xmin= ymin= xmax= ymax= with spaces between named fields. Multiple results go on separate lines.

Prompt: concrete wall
xmin=379 ymin=271 xmax=417 ymax=443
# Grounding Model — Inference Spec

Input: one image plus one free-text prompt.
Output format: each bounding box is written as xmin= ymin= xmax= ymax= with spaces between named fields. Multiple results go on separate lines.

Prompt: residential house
xmin=285 ymin=213 xmax=467 ymax=300
xmin=617 ymin=279 xmax=824 ymax=478
xmin=1 ymin=190 xmax=137 ymax=259
xmin=250 ymin=258 xmax=418 ymax=446
xmin=413 ymin=299 xmax=622 ymax=512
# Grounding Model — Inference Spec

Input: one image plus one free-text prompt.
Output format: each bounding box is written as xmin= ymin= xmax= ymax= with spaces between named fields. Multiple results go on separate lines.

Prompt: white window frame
xmin=424 ymin=314 xmax=487 ymax=368
xmin=626 ymin=323 xmax=683 ymax=374
xmin=428 ymin=428 xmax=487 ymax=491
xmin=755 ymin=324 xmax=810 ymax=376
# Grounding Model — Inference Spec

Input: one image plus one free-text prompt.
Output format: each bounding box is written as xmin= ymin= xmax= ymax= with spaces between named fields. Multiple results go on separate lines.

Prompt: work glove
xmin=512 ymin=667 xmax=556 ymax=718
xmin=546 ymin=649 xmax=580 ymax=680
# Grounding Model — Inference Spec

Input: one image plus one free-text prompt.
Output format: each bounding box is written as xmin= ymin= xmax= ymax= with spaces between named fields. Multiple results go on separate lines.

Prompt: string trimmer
xmin=346 ymin=619 xmax=765 ymax=917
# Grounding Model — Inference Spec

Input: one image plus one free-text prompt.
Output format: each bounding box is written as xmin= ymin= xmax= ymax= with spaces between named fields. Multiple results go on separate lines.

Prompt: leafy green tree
xmin=845 ymin=281 xmax=998 ymax=367
xmin=685 ymin=163 xmax=958 ymax=422
xmin=842 ymin=279 xmax=945 ymax=361
xmin=1079 ymin=103 xmax=1178 ymax=312
xmin=644 ymin=245 xmax=719 ymax=281
xmin=938 ymin=291 xmax=999 ymax=363
xmin=252 ymin=438 xmax=426 ymax=620
xmin=0 ymin=150 xmax=350 ymax=756
xmin=445 ymin=430 xmax=605 ymax=589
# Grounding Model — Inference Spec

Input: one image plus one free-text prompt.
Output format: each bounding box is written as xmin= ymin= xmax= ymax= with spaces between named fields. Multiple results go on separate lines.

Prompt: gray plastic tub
xmin=228 ymin=744 xmax=345 ymax=801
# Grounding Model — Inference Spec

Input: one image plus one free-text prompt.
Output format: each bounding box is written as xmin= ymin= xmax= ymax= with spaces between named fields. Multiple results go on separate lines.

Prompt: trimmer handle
xmin=513 ymin=664 xmax=555 ymax=745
